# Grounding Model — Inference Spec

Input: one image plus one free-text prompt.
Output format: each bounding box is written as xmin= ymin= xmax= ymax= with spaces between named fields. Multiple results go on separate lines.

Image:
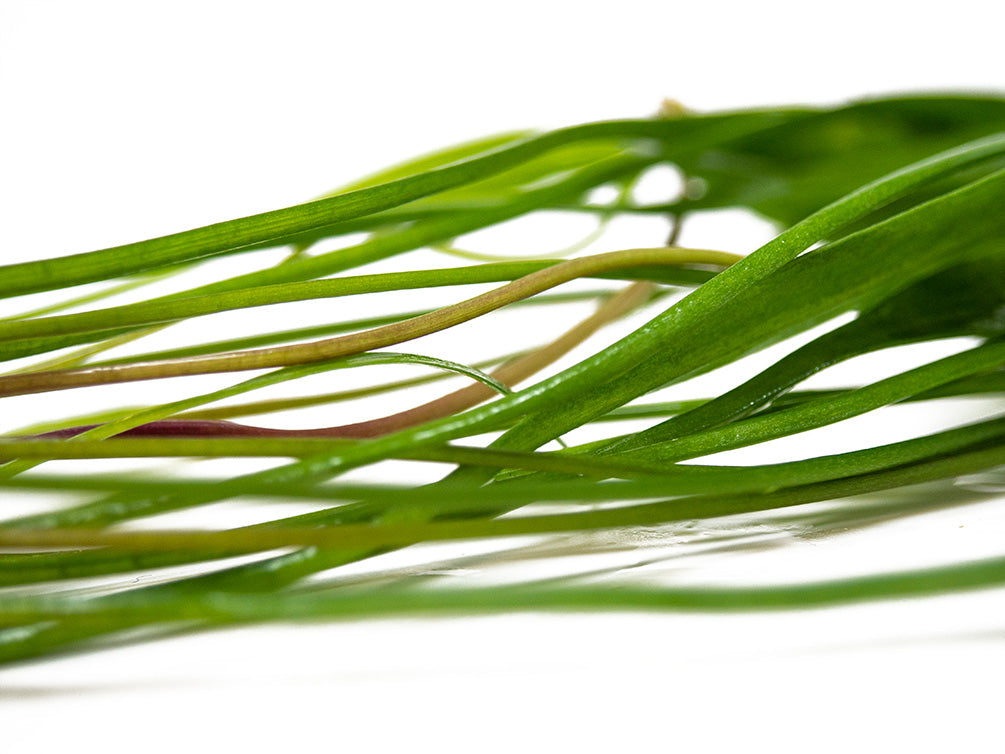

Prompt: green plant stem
xmin=1 ymin=435 xmax=1002 ymax=554
xmin=0 ymin=247 xmax=735 ymax=397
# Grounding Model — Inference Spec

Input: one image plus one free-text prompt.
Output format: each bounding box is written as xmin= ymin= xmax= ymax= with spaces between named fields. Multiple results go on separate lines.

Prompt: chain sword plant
xmin=1 ymin=94 xmax=1005 ymax=666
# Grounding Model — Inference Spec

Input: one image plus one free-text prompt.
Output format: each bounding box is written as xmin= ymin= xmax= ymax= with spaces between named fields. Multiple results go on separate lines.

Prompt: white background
xmin=2 ymin=1 xmax=1004 ymax=750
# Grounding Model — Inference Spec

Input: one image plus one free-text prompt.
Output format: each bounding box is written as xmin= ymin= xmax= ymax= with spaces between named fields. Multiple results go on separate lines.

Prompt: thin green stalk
xmin=0 ymin=247 xmax=734 ymax=397
xmin=2 ymin=438 xmax=1003 ymax=554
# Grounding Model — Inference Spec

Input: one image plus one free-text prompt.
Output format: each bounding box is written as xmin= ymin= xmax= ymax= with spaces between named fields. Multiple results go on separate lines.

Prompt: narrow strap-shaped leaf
xmin=3 ymin=414 xmax=1004 ymax=590
xmin=0 ymin=110 xmax=798 ymax=299
xmin=289 ymin=148 xmax=1005 ymax=480
xmin=0 ymin=247 xmax=735 ymax=397
xmin=616 ymin=255 xmax=1005 ymax=450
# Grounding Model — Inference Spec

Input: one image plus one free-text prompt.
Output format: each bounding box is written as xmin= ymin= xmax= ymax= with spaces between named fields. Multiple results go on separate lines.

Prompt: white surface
xmin=2 ymin=1 xmax=1004 ymax=750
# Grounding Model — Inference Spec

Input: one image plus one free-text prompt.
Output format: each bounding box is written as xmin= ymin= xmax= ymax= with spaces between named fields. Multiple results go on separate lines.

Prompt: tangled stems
xmin=27 ymin=280 xmax=659 ymax=442
xmin=0 ymin=247 xmax=735 ymax=398
xmin=4 ymin=95 xmax=1005 ymax=666
xmin=2 ymin=434 xmax=1004 ymax=554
